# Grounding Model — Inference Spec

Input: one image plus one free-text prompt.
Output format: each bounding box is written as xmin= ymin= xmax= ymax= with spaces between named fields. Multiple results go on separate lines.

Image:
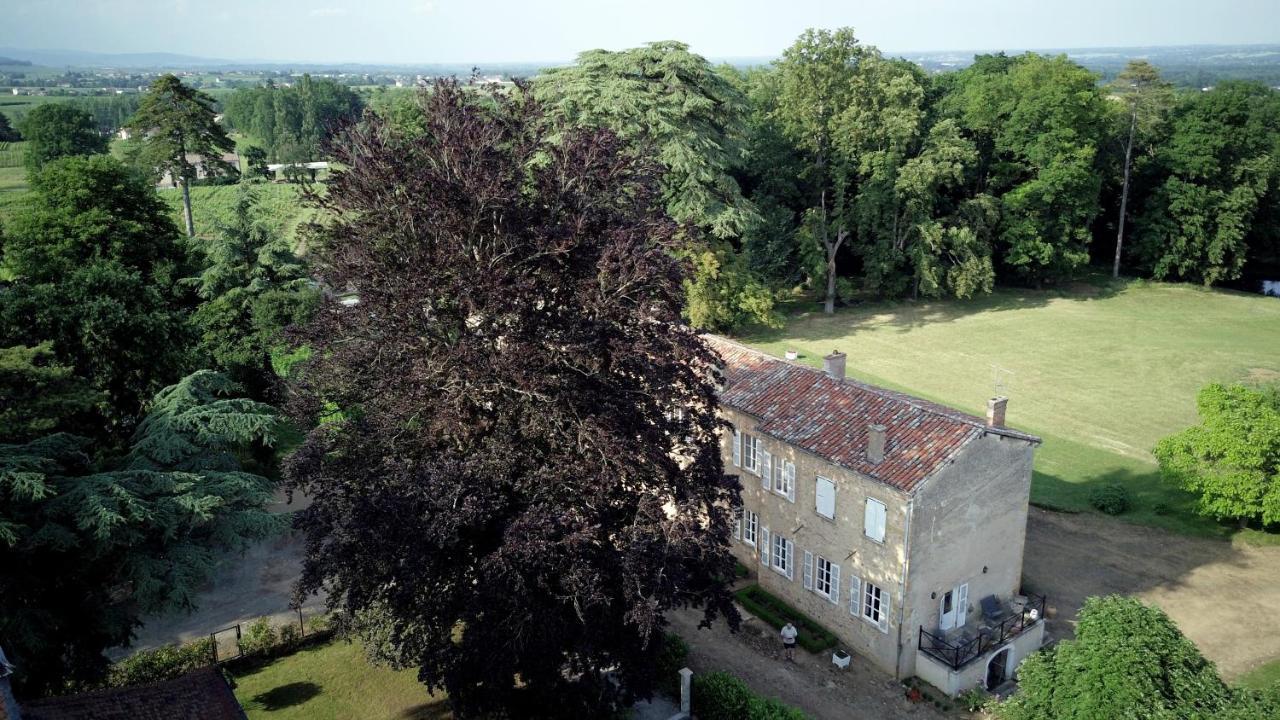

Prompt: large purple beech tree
xmin=284 ymin=82 xmax=741 ymax=718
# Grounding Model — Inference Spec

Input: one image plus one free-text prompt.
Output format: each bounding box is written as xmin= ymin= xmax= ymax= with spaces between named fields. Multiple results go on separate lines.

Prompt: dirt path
xmin=1022 ymin=507 xmax=1280 ymax=680
xmin=667 ymin=606 xmax=948 ymax=720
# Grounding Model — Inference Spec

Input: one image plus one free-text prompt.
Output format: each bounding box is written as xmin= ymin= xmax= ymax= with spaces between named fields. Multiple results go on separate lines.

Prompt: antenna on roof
xmin=991 ymin=364 xmax=1014 ymax=396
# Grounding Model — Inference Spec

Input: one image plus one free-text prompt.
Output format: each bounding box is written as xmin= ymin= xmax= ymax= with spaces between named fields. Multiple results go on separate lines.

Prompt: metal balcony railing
xmin=918 ymin=592 xmax=1047 ymax=670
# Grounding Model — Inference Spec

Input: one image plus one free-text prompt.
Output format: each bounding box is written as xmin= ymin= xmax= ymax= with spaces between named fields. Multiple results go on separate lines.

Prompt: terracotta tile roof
xmin=21 ymin=667 xmax=246 ymax=720
xmin=706 ymin=335 xmax=1039 ymax=494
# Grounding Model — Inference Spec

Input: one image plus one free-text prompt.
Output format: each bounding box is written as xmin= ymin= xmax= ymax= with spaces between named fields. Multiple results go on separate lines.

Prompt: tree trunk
xmin=1113 ymin=109 xmax=1137 ymax=279
xmin=824 ymin=250 xmax=837 ymax=314
xmin=181 ymin=176 xmax=195 ymax=238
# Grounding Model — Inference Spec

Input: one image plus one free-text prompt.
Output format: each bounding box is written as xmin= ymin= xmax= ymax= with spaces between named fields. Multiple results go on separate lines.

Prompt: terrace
xmin=915 ymin=592 xmax=1048 ymax=696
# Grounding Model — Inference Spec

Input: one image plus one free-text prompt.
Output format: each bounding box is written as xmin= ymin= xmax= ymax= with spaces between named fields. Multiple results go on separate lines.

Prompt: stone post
xmin=678 ymin=667 xmax=693 ymax=715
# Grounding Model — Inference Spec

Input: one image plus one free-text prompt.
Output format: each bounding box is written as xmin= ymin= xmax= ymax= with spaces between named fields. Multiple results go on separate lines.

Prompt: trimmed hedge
xmin=106 ymin=637 xmax=216 ymax=689
xmin=1088 ymin=483 xmax=1131 ymax=515
xmin=734 ymin=585 xmax=838 ymax=653
xmin=692 ymin=671 xmax=809 ymax=720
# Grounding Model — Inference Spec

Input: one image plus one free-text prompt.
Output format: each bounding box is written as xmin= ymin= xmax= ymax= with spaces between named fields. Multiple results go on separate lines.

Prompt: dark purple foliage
xmin=284 ymin=81 xmax=740 ymax=718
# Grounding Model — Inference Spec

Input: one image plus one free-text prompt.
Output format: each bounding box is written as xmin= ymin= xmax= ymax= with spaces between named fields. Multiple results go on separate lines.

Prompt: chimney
xmin=0 ymin=646 xmax=20 ymax=720
xmin=987 ymin=396 xmax=1008 ymax=428
xmin=823 ymin=351 xmax=846 ymax=382
xmin=867 ymin=424 xmax=886 ymax=464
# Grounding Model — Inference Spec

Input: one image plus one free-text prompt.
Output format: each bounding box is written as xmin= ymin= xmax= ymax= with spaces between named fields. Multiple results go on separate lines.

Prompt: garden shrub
xmin=1088 ymin=483 xmax=1131 ymax=515
xmin=278 ymin=622 xmax=301 ymax=647
xmin=733 ymin=585 xmax=838 ymax=652
xmin=107 ymin=637 xmax=215 ymax=688
xmin=239 ymin=617 xmax=279 ymax=656
xmin=692 ymin=671 xmax=809 ymax=720
xmin=654 ymin=632 xmax=690 ymax=698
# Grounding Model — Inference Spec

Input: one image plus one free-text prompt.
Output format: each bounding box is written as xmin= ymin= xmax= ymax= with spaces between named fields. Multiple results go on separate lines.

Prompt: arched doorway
xmin=985 ymin=647 xmax=1012 ymax=689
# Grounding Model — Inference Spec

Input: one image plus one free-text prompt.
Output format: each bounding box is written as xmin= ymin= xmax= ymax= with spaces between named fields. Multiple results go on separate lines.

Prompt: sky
xmin=2 ymin=0 xmax=1278 ymax=64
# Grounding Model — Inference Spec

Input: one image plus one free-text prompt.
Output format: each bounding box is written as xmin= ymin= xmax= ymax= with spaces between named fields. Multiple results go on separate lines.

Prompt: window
xmin=862 ymin=580 xmax=890 ymax=631
xmin=732 ymin=428 xmax=741 ymax=467
xmin=772 ymin=460 xmax=796 ymax=502
xmin=743 ymin=434 xmax=760 ymax=474
xmin=742 ymin=509 xmax=758 ymax=546
xmin=864 ymin=497 xmax=887 ymax=543
xmin=815 ymin=477 xmax=835 ymax=519
xmin=815 ymin=556 xmax=839 ymax=603
xmin=771 ymin=533 xmax=793 ymax=580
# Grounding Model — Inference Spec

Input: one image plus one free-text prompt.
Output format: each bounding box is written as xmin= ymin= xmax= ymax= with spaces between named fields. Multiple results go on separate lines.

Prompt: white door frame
xmin=939 ymin=582 xmax=968 ymax=631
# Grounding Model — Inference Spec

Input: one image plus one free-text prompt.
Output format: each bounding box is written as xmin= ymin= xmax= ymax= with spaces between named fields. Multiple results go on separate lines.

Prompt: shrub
xmin=733 ymin=585 xmax=838 ymax=652
xmin=654 ymin=632 xmax=690 ymax=698
xmin=239 ymin=617 xmax=279 ymax=656
xmin=959 ymin=686 xmax=990 ymax=712
xmin=107 ymin=637 xmax=215 ymax=688
xmin=278 ymin=623 xmax=302 ymax=647
xmin=692 ymin=671 xmax=808 ymax=720
xmin=1088 ymin=483 xmax=1131 ymax=515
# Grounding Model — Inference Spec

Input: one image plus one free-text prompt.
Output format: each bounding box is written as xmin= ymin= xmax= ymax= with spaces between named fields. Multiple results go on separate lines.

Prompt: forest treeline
xmin=521 ymin=30 xmax=1280 ymax=330
xmin=220 ymin=74 xmax=363 ymax=162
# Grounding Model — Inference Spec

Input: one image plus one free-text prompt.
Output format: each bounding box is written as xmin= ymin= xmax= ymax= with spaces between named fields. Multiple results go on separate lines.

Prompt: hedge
xmin=106 ymin=637 xmax=216 ymax=689
xmin=654 ymin=632 xmax=690 ymax=698
xmin=733 ymin=585 xmax=838 ymax=653
xmin=692 ymin=671 xmax=809 ymax=720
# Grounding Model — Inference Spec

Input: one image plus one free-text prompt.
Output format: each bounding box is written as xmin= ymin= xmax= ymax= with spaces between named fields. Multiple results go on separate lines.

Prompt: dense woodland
xmin=1 ymin=27 xmax=1279 ymax=719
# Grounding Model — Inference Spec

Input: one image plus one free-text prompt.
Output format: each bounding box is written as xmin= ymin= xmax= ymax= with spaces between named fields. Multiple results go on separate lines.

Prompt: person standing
xmin=780 ymin=621 xmax=798 ymax=661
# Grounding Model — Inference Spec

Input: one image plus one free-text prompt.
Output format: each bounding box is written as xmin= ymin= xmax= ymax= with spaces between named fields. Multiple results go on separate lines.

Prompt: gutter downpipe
xmin=895 ymin=497 xmax=913 ymax=680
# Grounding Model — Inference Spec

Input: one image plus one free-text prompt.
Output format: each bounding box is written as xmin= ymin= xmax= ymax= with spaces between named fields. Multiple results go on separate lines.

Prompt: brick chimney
xmin=823 ymin=351 xmax=846 ymax=382
xmin=0 ymin=646 xmax=20 ymax=720
xmin=986 ymin=396 xmax=1008 ymax=428
xmin=867 ymin=424 xmax=886 ymax=464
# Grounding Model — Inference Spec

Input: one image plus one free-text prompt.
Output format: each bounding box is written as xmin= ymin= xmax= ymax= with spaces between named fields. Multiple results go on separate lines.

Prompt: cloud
xmin=411 ymin=1 xmax=438 ymax=15
xmin=309 ymin=7 xmax=348 ymax=17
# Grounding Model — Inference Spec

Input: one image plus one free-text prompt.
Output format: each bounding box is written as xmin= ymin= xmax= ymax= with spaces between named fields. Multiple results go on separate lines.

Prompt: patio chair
xmin=980 ymin=594 xmax=1005 ymax=624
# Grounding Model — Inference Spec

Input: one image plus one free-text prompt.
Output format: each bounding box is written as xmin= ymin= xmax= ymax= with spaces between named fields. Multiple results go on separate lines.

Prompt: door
xmin=939 ymin=582 xmax=969 ymax=631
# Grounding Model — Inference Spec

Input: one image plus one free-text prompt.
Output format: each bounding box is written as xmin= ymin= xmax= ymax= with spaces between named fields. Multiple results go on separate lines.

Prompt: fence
xmin=918 ymin=592 xmax=1047 ymax=670
xmin=209 ymin=606 xmax=325 ymax=664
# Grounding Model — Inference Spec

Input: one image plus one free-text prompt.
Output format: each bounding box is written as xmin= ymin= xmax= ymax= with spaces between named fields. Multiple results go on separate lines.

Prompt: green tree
xmin=241 ymin=145 xmax=269 ymax=180
xmin=533 ymin=41 xmax=777 ymax=330
xmin=944 ymin=53 xmax=1106 ymax=286
xmin=1133 ymin=82 xmax=1280 ymax=285
xmin=1155 ymin=383 xmax=1280 ymax=528
xmin=0 ymin=155 xmax=193 ymax=435
xmin=126 ymin=74 xmax=235 ymax=237
xmin=16 ymin=103 xmax=107 ymax=173
xmin=0 ymin=343 xmax=100 ymax=444
xmin=997 ymin=595 xmax=1231 ymax=719
xmin=191 ymin=185 xmax=317 ymax=393
xmin=0 ymin=371 xmax=281 ymax=696
xmin=1106 ymin=60 xmax=1174 ymax=278
xmin=773 ymin=27 xmax=872 ymax=313
xmin=0 ymin=110 xmax=19 ymax=142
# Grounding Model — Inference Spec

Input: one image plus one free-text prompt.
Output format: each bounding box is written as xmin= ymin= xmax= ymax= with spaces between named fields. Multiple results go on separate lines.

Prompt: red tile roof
xmin=20 ymin=667 xmax=246 ymax=720
xmin=707 ymin=336 xmax=1039 ymax=494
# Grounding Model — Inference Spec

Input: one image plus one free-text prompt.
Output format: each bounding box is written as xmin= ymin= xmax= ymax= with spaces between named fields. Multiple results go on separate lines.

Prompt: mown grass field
xmin=735 ymin=275 xmax=1280 ymax=542
xmin=232 ymin=640 xmax=450 ymax=719
xmin=1240 ymin=657 xmax=1280 ymax=690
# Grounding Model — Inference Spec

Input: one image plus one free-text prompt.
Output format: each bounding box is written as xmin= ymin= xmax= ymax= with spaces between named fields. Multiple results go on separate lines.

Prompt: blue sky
xmin=3 ymin=0 xmax=1278 ymax=64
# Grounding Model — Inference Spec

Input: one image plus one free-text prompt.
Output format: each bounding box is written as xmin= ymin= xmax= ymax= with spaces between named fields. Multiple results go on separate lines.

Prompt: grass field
xmin=735 ymin=275 xmax=1280 ymax=542
xmin=156 ymin=183 xmax=318 ymax=250
xmin=232 ymin=640 xmax=450 ymax=719
xmin=1240 ymin=657 xmax=1280 ymax=690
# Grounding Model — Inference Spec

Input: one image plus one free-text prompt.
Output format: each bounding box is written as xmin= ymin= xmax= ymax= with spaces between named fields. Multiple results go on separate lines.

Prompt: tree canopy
xmin=0 ymin=371 xmax=280 ymax=696
xmin=16 ymin=103 xmax=107 ymax=173
xmin=0 ymin=155 xmax=193 ymax=435
xmin=222 ymin=74 xmax=364 ymax=162
xmin=1155 ymin=383 xmax=1280 ymax=527
xmin=285 ymin=81 xmax=740 ymax=718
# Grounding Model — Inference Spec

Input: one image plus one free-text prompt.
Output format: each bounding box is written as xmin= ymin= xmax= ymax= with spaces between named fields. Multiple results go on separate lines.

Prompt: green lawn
xmin=1239 ymin=657 xmax=1280 ymax=691
xmin=232 ymin=639 xmax=451 ymax=720
xmin=735 ymin=275 xmax=1280 ymax=541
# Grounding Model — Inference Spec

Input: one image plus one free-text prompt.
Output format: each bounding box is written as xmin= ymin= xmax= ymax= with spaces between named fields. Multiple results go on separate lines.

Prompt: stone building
xmin=708 ymin=336 xmax=1045 ymax=696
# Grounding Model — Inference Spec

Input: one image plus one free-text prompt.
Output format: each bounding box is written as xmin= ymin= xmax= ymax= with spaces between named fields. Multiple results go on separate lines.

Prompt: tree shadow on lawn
xmin=251 ymin=681 xmax=322 ymax=710
xmin=749 ymin=273 xmax=1127 ymax=343
xmin=398 ymin=699 xmax=454 ymax=719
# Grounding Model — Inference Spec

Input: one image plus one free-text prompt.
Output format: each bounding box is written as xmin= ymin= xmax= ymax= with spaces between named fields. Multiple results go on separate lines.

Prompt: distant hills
xmin=0 ymin=47 xmax=245 ymax=68
xmin=0 ymin=56 xmax=33 ymax=66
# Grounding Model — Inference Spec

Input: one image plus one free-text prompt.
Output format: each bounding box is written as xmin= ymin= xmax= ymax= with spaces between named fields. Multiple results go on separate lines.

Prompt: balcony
xmin=918 ymin=592 xmax=1047 ymax=671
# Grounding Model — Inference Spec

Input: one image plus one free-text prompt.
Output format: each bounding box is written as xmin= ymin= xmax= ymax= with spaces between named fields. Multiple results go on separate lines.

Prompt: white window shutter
xmin=761 ymin=448 xmax=772 ymax=482
xmin=802 ymin=550 xmax=813 ymax=590
xmin=786 ymin=540 xmax=794 ymax=581
xmin=734 ymin=512 xmax=742 ymax=541
xmin=865 ymin=498 xmax=886 ymax=542
xmin=761 ymin=456 xmax=770 ymax=490
xmin=830 ymin=564 xmax=841 ymax=604
xmin=956 ymin=583 xmax=969 ymax=629
xmin=880 ymin=592 xmax=892 ymax=632
xmin=848 ymin=575 xmax=861 ymax=615
xmin=785 ymin=462 xmax=796 ymax=503
xmin=878 ymin=503 xmax=887 ymax=541
xmin=816 ymin=477 xmax=835 ymax=518
xmin=864 ymin=499 xmax=874 ymax=538
xmin=760 ymin=528 xmax=770 ymax=565
xmin=732 ymin=429 xmax=741 ymax=467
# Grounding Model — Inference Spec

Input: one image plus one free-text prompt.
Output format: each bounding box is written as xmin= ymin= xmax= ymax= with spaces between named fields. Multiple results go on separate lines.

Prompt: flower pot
xmin=785 ymin=350 xmax=799 ymax=360
xmin=832 ymin=649 xmax=851 ymax=669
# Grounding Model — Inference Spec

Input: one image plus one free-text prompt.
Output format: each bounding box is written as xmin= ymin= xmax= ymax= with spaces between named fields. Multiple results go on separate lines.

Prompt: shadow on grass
xmin=251 ymin=681 xmax=322 ymax=710
xmin=398 ymin=699 xmax=453 ymax=719
xmin=749 ymin=273 xmax=1129 ymax=344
